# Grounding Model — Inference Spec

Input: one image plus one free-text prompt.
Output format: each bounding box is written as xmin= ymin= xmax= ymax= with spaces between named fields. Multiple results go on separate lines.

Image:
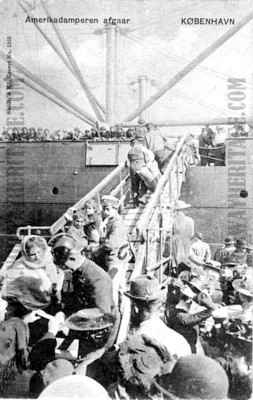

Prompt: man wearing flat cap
xmin=93 ymin=195 xmax=129 ymax=305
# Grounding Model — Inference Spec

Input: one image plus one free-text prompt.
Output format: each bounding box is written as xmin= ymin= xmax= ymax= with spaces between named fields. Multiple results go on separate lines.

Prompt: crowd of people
xmin=0 ymin=125 xmax=136 ymax=142
xmin=0 ymin=127 xmax=251 ymax=399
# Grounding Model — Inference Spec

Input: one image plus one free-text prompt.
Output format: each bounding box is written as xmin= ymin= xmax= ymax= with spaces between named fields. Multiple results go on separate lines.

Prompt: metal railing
xmin=116 ymin=133 xmax=192 ymax=343
xmin=50 ymin=163 xmax=128 ymax=235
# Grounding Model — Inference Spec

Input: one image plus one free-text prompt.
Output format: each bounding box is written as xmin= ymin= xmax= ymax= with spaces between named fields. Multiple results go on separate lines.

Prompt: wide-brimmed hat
xmin=3 ymin=276 xmax=51 ymax=311
xmin=168 ymin=200 xmax=191 ymax=210
xmin=232 ymin=276 xmax=253 ymax=298
xmin=124 ymin=275 xmax=163 ymax=302
xmin=65 ymin=308 xmax=114 ymax=331
xmin=101 ymin=195 xmax=119 ymax=209
xmin=222 ymin=262 xmax=238 ymax=267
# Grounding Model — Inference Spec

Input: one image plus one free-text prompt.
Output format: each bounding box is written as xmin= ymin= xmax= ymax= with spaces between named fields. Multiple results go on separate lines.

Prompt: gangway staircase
xmin=1 ymin=133 xmax=193 ymax=344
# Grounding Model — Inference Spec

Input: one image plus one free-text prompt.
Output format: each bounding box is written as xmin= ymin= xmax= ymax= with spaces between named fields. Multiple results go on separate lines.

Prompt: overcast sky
xmin=0 ymin=0 xmax=253 ymax=131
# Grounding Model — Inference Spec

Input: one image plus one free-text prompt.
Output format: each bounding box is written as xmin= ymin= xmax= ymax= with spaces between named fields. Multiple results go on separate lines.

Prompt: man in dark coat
xmin=166 ymin=282 xmax=216 ymax=353
xmin=51 ymin=234 xmax=115 ymax=316
xmin=51 ymin=234 xmax=118 ymax=357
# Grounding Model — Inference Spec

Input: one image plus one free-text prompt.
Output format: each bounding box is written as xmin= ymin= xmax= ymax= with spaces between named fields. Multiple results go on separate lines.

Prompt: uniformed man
xmin=93 ymin=195 xmax=129 ymax=304
xmin=214 ymin=236 xmax=236 ymax=265
xmin=127 ymin=128 xmax=160 ymax=205
xmin=230 ymin=238 xmax=248 ymax=265
xmin=65 ymin=211 xmax=88 ymax=251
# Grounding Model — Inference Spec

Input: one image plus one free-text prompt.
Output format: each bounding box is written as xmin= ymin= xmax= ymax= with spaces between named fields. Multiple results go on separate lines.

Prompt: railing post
xmin=158 ymin=209 xmax=163 ymax=284
xmin=145 ymin=228 xmax=149 ymax=273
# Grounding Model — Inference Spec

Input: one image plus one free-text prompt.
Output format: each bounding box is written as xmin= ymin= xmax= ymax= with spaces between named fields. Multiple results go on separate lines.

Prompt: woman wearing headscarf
xmin=1 ymin=235 xmax=63 ymax=297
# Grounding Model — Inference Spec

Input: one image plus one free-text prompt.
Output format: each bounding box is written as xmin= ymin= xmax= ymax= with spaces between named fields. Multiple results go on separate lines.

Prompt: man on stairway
xmin=127 ymin=128 xmax=160 ymax=206
xmin=92 ymin=195 xmax=129 ymax=305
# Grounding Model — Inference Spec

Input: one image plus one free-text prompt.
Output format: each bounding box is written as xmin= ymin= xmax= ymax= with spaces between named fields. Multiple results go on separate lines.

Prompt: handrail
xmin=137 ymin=133 xmax=188 ymax=236
xmin=16 ymin=226 xmax=51 ymax=239
xmin=50 ymin=163 xmax=127 ymax=235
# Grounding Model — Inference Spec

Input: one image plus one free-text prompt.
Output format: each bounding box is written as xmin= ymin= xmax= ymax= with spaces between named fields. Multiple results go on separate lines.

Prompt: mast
xmin=105 ymin=24 xmax=116 ymax=125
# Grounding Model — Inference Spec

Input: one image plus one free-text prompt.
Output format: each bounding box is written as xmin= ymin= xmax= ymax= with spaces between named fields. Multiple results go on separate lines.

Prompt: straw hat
xmin=232 ymin=277 xmax=253 ymax=298
xmin=3 ymin=276 xmax=51 ymax=311
xmin=39 ymin=375 xmax=110 ymax=399
xmin=168 ymin=200 xmax=191 ymax=210
xmin=65 ymin=308 xmax=114 ymax=331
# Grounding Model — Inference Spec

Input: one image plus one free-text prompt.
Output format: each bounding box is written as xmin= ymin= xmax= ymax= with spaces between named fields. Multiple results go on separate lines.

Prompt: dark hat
xmin=65 ymin=308 xmax=114 ymax=331
xmin=222 ymin=262 xmax=238 ymax=267
xmin=49 ymin=233 xmax=77 ymax=250
xmin=137 ymin=118 xmax=146 ymax=125
xmin=224 ymin=236 xmax=235 ymax=245
xmin=124 ymin=275 xmax=163 ymax=302
xmin=3 ymin=276 xmax=51 ymax=311
xmin=49 ymin=233 xmax=78 ymax=267
xmin=168 ymin=355 xmax=229 ymax=399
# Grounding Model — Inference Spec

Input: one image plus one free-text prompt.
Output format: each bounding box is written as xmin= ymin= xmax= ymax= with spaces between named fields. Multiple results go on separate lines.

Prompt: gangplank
xmin=1 ymin=133 xmax=192 ymax=344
